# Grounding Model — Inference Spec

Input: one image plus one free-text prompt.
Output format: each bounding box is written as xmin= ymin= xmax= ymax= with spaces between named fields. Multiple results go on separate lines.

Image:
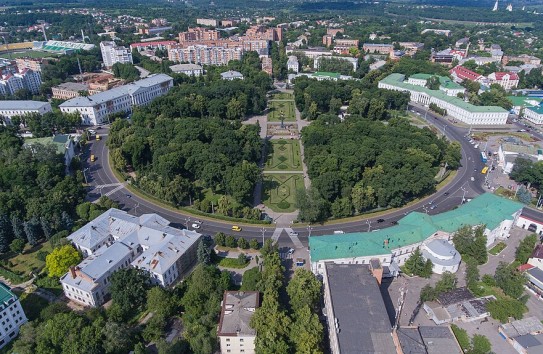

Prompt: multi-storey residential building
xmin=488 ymin=72 xmax=519 ymax=90
xmin=0 ymin=68 xmax=41 ymax=96
xmin=362 ymin=43 xmax=393 ymax=55
xmin=0 ymin=283 xmax=28 ymax=349
xmin=0 ymin=101 xmax=52 ymax=125
xmin=287 ymin=55 xmax=299 ymax=73
xmin=168 ymin=45 xmax=244 ymax=66
xmin=244 ymin=25 xmax=282 ymax=42
xmin=61 ymin=209 xmax=202 ymax=307
xmin=130 ymin=40 xmax=176 ymax=52
xmin=327 ymin=28 xmax=344 ymax=37
xmin=0 ymin=59 xmax=18 ymax=75
xmin=100 ymin=41 xmax=133 ymax=68
xmin=261 ymin=56 xmax=272 ymax=75
xmin=59 ymin=74 xmax=173 ymax=125
xmin=379 ymin=74 xmax=508 ymax=125
xmin=333 ymin=39 xmax=359 ymax=52
xmin=322 ymin=34 xmax=333 ymax=47
xmin=218 ymin=291 xmax=259 ymax=354
xmin=196 ymin=18 xmax=218 ymax=27
xmin=179 ymin=27 xmax=220 ymax=43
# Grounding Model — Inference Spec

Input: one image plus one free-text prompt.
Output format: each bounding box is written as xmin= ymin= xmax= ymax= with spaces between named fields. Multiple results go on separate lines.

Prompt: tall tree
xmin=0 ymin=214 xmax=13 ymax=253
xmin=109 ymin=268 xmax=150 ymax=321
xmin=287 ymin=269 xmax=322 ymax=312
xmin=45 ymin=245 xmax=82 ymax=278
xmin=515 ymin=234 xmax=538 ymax=263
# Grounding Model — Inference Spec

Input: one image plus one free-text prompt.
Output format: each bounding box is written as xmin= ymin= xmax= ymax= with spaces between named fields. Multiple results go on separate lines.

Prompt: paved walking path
xmin=263 ymin=170 xmax=304 ymax=174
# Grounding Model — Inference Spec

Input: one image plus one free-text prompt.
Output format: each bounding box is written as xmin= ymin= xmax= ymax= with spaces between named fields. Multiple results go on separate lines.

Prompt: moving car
xmin=377 ymin=219 xmax=385 ymax=223
xmin=333 ymin=230 xmax=345 ymax=234
xmin=288 ymin=231 xmax=299 ymax=236
xmin=96 ymin=134 xmax=101 ymax=140
xmin=90 ymin=154 xmax=95 ymax=162
xmin=191 ymin=221 xmax=202 ymax=229
xmin=231 ymin=225 xmax=242 ymax=232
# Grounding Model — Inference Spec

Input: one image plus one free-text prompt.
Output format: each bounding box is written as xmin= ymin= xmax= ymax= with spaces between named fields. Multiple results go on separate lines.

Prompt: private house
xmin=220 ymin=70 xmax=244 ymax=80
xmin=61 ymin=209 xmax=201 ymax=307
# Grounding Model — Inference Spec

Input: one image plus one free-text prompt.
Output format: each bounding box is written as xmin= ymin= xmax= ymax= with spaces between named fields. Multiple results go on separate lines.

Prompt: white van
xmin=333 ymin=230 xmax=345 ymax=234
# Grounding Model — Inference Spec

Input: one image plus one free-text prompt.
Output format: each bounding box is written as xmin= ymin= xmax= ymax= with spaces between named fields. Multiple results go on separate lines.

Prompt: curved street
xmin=83 ymin=106 xmax=492 ymax=248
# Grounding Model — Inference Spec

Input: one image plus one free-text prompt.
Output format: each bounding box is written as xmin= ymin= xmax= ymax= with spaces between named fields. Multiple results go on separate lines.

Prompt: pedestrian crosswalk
xmin=284 ymin=227 xmax=304 ymax=248
xmin=271 ymin=228 xmax=283 ymax=243
xmin=94 ymin=183 xmax=122 ymax=188
xmin=104 ymin=183 xmax=125 ymax=197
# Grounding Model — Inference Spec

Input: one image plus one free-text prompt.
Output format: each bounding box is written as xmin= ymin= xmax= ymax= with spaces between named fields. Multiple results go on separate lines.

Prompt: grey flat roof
xmin=515 ymin=334 xmax=543 ymax=350
xmin=169 ymin=63 xmax=202 ymax=72
xmin=53 ymin=82 xmax=89 ymax=91
xmin=419 ymin=326 xmax=462 ymax=354
xmin=520 ymin=207 xmax=543 ymax=223
xmin=0 ymin=100 xmax=50 ymax=110
xmin=397 ymin=327 xmax=426 ymax=354
xmin=218 ymin=291 xmax=259 ymax=336
xmin=325 ymin=264 xmax=395 ymax=354
xmin=528 ymin=267 xmax=543 ymax=283
xmin=422 ymin=240 xmax=461 ymax=267
xmin=437 ymin=287 xmax=474 ymax=306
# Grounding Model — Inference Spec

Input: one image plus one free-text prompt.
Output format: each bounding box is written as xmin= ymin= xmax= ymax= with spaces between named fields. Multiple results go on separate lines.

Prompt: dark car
xmin=377 ymin=218 xmax=385 ymax=223
xmin=444 ymin=192 xmax=449 ymax=196
xmin=390 ymin=221 xmax=398 ymax=225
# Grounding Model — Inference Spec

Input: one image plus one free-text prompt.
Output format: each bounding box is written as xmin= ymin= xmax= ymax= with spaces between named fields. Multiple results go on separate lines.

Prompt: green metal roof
xmin=309 ymin=193 xmax=523 ymax=262
xmin=380 ymin=74 xmax=507 ymax=113
xmin=0 ymin=283 xmax=16 ymax=304
xmin=25 ymin=135 xmax=70 ymax=155
xmin=313 ymin=71 xmax=341 ymax=78
xmin=410 ymin=73 xmax=433 ymax=80
xmin=527 ymin=105 xmax=543 ymax=114
xmin=438 ymin=76 xmax=464 ymax=90
xmin=507 ymin=96 xmax=542 ymax=107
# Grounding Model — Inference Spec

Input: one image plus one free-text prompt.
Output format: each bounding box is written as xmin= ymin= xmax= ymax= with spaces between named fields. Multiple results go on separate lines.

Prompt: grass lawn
xmin=1 ymin=50 xmax=59 ymax=59
xmin=268 ymin=100 xmax=296 ymax=122
xmin=218 ymin=257 xmax=249 ymax=269
xmin=271 ymin=92 xmax=294 ymax=100
xmin=2 ymin=241 xmax=53 ymax=277
xmin=262 ymin=174 xmax=304 ymax=212
xmin=264 ymin=140 xmax=302 ymax=171
xmin=489 ymin=242 xmax=507 ymax=256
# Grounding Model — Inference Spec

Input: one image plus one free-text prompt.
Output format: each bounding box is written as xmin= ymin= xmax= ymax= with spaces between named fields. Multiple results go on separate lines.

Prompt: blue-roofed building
xmin=309 ymin=193 xmax=523 ymax=275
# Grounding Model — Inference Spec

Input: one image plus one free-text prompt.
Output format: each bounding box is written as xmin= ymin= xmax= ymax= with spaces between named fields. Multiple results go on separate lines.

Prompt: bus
xmin=481 ymin=166 xmax=489 ymax=174
xmin=481 ymin=152 xmax=487 ymax=163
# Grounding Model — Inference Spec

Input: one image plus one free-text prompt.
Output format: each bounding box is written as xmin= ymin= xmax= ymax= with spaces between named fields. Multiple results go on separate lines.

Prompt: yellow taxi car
xmin=90 ymin=154 xmax=96 ymax=162
xmin=231 ymin=225 xmax=242 ymax=232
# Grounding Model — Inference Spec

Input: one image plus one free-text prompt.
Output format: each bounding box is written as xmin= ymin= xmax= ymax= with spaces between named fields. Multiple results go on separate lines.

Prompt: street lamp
xmin=185 ymin=217 xmax=191 ymax=229
xmin=261 ymin=227 xmax=266 ymax=245
xmin=461 ymin=187 xmax=467 ymax=204
xmin=82 ymin=168 xmax=89 ymax=184
xmin=134 ymin=202 xmax=140 ymax=215
xmin=307 ymin=224 xmax=313 ymax=237
xmin=366 ymin=220 xmax=371 ymax=232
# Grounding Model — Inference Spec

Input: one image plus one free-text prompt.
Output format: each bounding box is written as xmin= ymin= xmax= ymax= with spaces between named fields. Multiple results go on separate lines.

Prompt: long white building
xmin=309 ymin=194 xmax=522 ymax=276
xmin=0 ymin=282 xmax=28 ymax=349
xmin=378 ymin=73 xmax=509 ymax=125
xmin=61 ymin=209 xmax=201 ymax=307
xmin=59 ymin=74 xmax=173 ymax=125
xmin=0 ymin=100 xmax=52 ymax=125
xmin=100 ymin=41 xmax=133 ymax=68
xmin=524 ymin=105 xmax=543 ymax=125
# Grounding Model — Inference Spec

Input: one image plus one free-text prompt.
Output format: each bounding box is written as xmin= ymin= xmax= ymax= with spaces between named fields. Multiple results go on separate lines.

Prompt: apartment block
xmin=168 ymin=45 xmax=244 ymax=66
xmin=100 ymin=41 xmax=133 ymax=68
xmin=218 ymin=291 xmax=259 ymax=354
xmin=0 ymin=283 xmax=28 ymax=349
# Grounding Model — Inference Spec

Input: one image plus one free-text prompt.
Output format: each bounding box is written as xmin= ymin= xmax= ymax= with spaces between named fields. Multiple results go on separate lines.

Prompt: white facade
xmin=524 ymin=106 xmax=543 ymax=125
xmin=0 ymin=101 xmax=52 ymax=125
xmin=100 ymin=41 xmax=133 ymax=68
xmin=61 ymin=209 xmax=201 ymax=307
xmin=0 ymin=283 xmax=27 ymax=349
xmin=220 ymin=70 xmax=244 ymax=80
xmin=287 ymin=55 xmax=299 ymax=73
xmin=59 ymin=74 xmax=173 ymax=125
xmin=379 ymin=74 xmax=509 ymax=125
xmin=169 ymin=63 xmax=203 ymax=76
xmin=488 ymin=72 xmax=519 ymax=90
xmin=421 ymin=239 xmax=461 ymax=274
xmin=314 ymin=55 xmax=358 ymax=71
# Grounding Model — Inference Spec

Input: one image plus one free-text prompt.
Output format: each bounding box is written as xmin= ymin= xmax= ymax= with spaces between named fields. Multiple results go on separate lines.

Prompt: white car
xmin=191 ymin=221 xmax=202 ymax=229
xmin=288 ymin=231 xmax=299 ymax=236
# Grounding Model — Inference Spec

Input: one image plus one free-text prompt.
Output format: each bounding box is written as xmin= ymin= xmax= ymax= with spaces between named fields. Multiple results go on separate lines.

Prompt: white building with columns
xmin=59 ymin=74 xmax=173 ymax=125
xmin=379 ymin=73 xmax=509 ymax=125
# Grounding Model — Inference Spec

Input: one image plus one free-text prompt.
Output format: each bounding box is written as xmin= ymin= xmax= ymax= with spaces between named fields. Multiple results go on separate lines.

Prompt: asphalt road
xmin=82 ymin=108 xmax=491 ymax=247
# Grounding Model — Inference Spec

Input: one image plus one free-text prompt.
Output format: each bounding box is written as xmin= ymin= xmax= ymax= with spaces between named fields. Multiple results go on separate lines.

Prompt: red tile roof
xmin=518 ymin=263 xmax=535 ymax=272
xmin=492 ymin=72 xmax=519 ymax=80
xmin=450 ymin=66 xmax=481 ymax=81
